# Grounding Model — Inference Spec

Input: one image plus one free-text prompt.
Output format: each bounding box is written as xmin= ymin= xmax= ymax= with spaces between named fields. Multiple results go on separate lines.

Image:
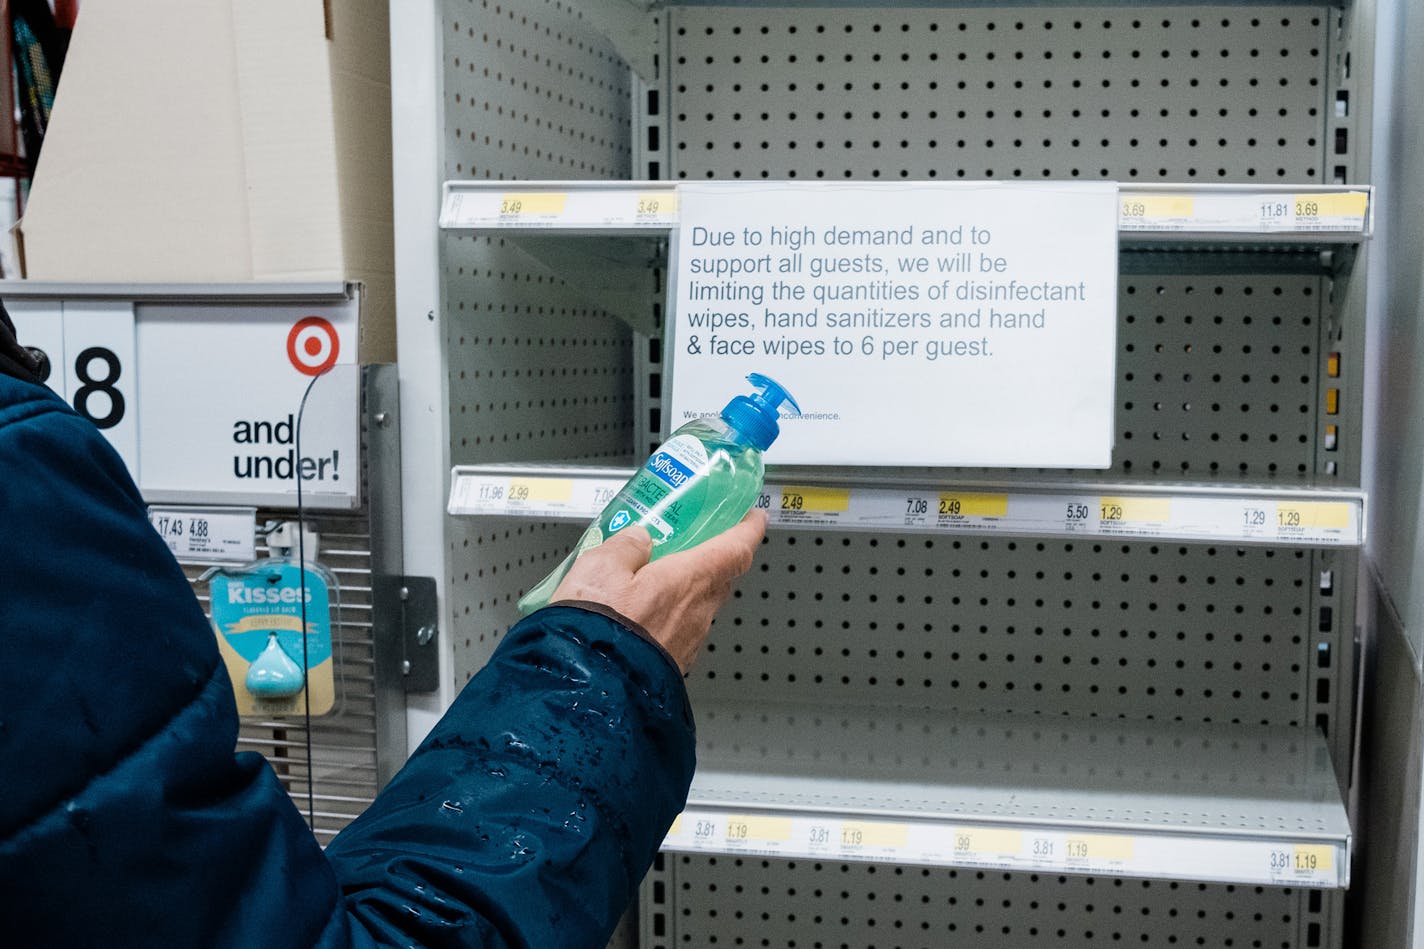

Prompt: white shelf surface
xmin=448 ymin=464 xmax=1365 ymax=547
xmin=664 ymin=704 xmax=1349 ymax=889
xmin=439 ymin=181 xmax=1372 ymax=243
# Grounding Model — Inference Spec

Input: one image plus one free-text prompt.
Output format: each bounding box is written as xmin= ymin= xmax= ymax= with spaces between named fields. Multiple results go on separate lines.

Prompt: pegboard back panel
xmin=447 ymin=518 xmax=585 ymax=684
xmin=696 ymin=533 xmax=1349 ymax=733
xmin=441 ymin=0 xmax=638 ymax=466
xmin=666 ymin=6 xmax=1331 ymax=184
xmin=1115 ymin=274 xmax=1324 ymax=482
xmin=443 ymin=0 xmax=632 ymax=183
xmin=443 ymin=237 xmax=636 ymax=466
xmin=440 ymin=0 xmax=639 ymax=688
xmin=648 ymin=853 xmax=1341 ymax=949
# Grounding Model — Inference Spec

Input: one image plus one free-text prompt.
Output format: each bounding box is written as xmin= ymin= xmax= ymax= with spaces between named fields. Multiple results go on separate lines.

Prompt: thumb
xmin=592 ymin=524 xmax=654 ymax=575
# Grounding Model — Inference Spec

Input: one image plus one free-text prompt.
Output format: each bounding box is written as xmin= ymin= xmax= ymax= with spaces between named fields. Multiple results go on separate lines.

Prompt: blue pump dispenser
xmin=720 ymin=372 xmax=802 ymax=450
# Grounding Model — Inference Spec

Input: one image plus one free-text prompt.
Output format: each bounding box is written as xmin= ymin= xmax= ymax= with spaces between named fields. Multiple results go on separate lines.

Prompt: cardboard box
xmin=18 ymin=0 xmax=395 ymax=362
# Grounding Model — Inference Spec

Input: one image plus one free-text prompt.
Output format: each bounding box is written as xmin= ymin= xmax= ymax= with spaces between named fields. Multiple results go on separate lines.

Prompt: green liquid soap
xmin=518 ymin=373 xmax=800 ymax=614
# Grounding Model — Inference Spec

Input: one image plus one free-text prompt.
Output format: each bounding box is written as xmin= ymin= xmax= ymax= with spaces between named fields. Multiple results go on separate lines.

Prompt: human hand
xmin=550 ymin=509 xmax=768 ymax=672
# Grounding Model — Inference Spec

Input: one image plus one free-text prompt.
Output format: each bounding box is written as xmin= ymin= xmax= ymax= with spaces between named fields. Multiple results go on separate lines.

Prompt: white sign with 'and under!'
xmin=668 ymin=182 xmax=1120 ymax=468
xmin=136 ymin=302 xmax=360 ymax=509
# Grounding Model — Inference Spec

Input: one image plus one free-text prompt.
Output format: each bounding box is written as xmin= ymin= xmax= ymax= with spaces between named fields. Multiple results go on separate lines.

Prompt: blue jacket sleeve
xmin=0 ymin=376 xmax=696 ymax=949
xmin=324 ymin=606 xmax=697 ymax=949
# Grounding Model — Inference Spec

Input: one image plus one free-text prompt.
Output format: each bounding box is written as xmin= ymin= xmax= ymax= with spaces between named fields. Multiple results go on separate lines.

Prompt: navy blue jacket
xmin=0 ymin=327 xmax=696 ymax=947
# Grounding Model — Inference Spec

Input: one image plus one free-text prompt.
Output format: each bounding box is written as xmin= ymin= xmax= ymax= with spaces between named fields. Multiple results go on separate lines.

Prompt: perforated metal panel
xmin=441 ymin=0 xmax=640 ymax=683
xmin=699 ymin=535 xmax=1349 ymax=732
xmin=667 ymin=7 xmax=1330 ymax=185
xmin=646 ymin=854 xmax=1343 ymax=949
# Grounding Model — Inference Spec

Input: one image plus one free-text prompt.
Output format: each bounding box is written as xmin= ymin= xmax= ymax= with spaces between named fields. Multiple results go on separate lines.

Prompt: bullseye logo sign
xmin=286 ymin=316 xmax=341 ymax=376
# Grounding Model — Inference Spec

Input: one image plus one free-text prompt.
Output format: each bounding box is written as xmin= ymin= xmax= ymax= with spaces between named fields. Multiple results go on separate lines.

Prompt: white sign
xmin=668 ymin=182 xmax=1120 ymax=468
xmin=148 ymin=505 xmax=257 ymax=563
xmin=8 ymin=299 xmax=139 ymax=477
xmin=136 ymin=301 xmax=360 ymax=509
xmin=6 ymin=295 xmax=359 ymax=509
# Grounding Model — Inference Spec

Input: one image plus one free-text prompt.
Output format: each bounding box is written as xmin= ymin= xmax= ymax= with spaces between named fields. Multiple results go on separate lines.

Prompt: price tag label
xmin=636 ymin=191 xmax=678 ymax=218
xmin=939 ymin=492 xmax=1009 ymax=518
xmin=1292 ymin=191 xmax=1367 ymax=226
xmin=1098 ymin=496 xmax=1171 ymax=524
xmin=1276 ymin=501 xmax=1350 ymax=530
xmin=1291 ymin=845 xmax=1334 ymax=872
xmin=587 ymin=482 xmax=620 ymax=509
xmin=952 ymin=827 xmax=1023 ymax=856
xmin=148 ymin=506 xmax=256 ymax=563
xmin=840 ymin=821 xmax=909 ymax=849
xmin=498 ymin=192 xmax=568 ymax=217
xmin=1064 ymin=834 xmax=1136 ymax=863
xmin=507 ymin=478 xmax=574 ymax=504
xmin=1268 ymin=844 xmax=1335 ymax=881
xmin=775 ymin=485 xmax=852 ymax=524
xmin=724 ymin=815 xmax=793 ymax=843
xmin=1119 ymin=194 xmax=1195 ymax=227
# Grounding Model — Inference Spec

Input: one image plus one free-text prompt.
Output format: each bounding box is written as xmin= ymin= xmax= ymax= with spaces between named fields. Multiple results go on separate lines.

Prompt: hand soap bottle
xmin=518 ymin=372 xmax=800 ymax=614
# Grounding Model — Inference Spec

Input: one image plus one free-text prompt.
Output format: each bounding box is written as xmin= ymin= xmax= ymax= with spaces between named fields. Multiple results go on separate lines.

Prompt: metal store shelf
xmin=666 ymin=703 xmax=1349 ymax=889
xmin=449 ymin=463 xmax=1365 ymax=546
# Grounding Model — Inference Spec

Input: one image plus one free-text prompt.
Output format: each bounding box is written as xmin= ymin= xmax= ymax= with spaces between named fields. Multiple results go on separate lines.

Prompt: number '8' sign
xmin=8 ymin=301 xmax=138 ymax=476
xmin=30 ymin=345 xmax=126 ymax=429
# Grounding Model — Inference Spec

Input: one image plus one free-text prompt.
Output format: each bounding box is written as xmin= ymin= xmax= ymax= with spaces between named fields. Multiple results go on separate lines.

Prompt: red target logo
xmin=286 ymin=317 xmax=341 ymax=376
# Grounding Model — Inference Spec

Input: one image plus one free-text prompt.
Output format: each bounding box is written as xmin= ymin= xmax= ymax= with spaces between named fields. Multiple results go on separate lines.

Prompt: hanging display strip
xmin=662 ymin=808 xmax=1343 ymax=889
xmin=448 ymin=466 xmax=1363 ymax=546
xmin=439 ymin=181 xmax=1371 ymax=240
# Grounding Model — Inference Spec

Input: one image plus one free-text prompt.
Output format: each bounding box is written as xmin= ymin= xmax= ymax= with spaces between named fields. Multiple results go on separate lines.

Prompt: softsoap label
xmin=209 ymin=563 xmax=336 ymax=717
xmin=669 ymin=181 xmax=1120 ymax=467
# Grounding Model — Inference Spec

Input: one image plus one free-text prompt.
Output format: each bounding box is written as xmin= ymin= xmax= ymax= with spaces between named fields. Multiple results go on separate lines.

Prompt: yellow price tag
xmin=635 ymin=191 xmax=678 ymax=216
xmin=507 ymin=478 xmax=574 ymax=503
xmin=1098 ymin=496 xmax=1171 ymax=523
xmin=840 ymin=821 xmax=909 ymax=848
xmin=780 ymin=486 xmax=851 ymax=513
xmin=724 ymin=815 xmax=793 ymax=842
xmin=1292 ymin=845 xmax=1334 ymax=872
xmin=669 ymin=815 xmax=684 ymax=837
xmin=1064 ymin=834 xmax=1136 ymax=861
xmin=1292 ymin=192 xmax=1367 ymax=219
xmin=952 ymin=827 xmax=1022 ymax=855
xmin=1120 ymin=194 xmax=1195 ymax=219
xmin=498 ymin=192 xmax=568 ymax=216
xmin=938 ymin=493 xmax=1009 ymax=517
xmin=1276 ymin=502 xmax=1350 ymax=530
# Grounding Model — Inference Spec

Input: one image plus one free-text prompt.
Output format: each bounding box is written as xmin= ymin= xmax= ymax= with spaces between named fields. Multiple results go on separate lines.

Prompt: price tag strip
xmin=440 ymin=182 xmax=679 ymax=230
xmin=440 ymin=182 xmax=1368 ymax=238
xmin=662 ymin=808 xmax=1344 ymax=888
xmin=450 ymin=468 xmax=1363 ymax=547
xmin=1118 ymin=189 xmax=1369 ymax=235
xmin=147 ymin=506 xmax=257 ymax=564
xmin=763 ymin=484 xmax=1360 ymax=546
xmin=448 ymin=469 xmax=625 ymax=519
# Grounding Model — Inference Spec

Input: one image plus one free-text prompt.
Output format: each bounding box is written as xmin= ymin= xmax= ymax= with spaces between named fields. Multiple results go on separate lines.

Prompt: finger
xmin=658 ymin=509 xmax=766 ymax=581
xmin=589 ymin=524 xmax=655 ymax=575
